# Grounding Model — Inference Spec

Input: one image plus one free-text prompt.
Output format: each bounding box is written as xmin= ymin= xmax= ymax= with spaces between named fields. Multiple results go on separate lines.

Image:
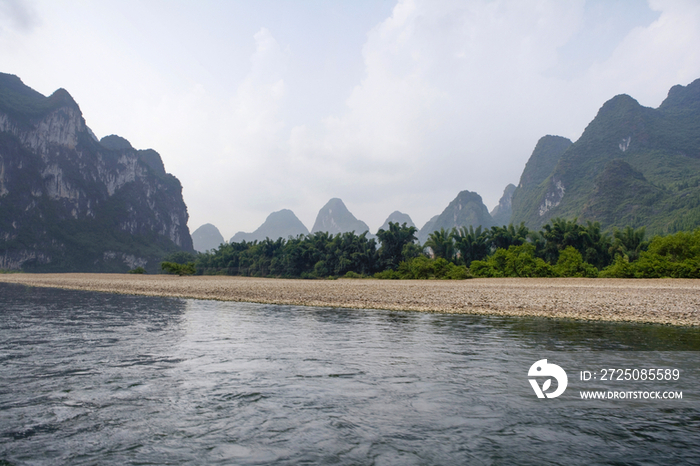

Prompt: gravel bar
xmin=1 ymin=274 xmax=699 ymax=326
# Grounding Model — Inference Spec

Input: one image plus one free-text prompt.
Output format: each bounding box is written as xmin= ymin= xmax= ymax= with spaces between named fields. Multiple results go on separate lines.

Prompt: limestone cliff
xmin=490 ymin=184 xmax=516 ymax=226
xmin=511 ymin=78 xmax=700 ymax=234
xmin=0 ymin=73 xmax=193 ymax=271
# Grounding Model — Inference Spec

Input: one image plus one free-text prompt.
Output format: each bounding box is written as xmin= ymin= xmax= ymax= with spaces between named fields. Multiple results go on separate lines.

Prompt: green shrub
xmin=161 ymin=261 xmax=196 ymax=276
xmin=626 ymin=229 xmax=700 ymax=278
xmin=388 ymin=256 xmax=471 ymax=279
xmin=599 ymin=255 xmax=635 ymax=278
xmin=443 ymin=263 xmax=472 ymax=279
xmin=374 ymin=269 xmax=401 ymax=279
xmin=553 ymin=246 xmax=598 ymax=277
xmin=470 ymin=244 xmax=555 ymax=278
xmin=128 ymin=266 xmax=147 ymax=274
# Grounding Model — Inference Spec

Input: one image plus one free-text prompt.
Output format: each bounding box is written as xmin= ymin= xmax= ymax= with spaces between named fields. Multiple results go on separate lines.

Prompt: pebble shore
xmin=1 ymin=274 xmax=699 ymax=326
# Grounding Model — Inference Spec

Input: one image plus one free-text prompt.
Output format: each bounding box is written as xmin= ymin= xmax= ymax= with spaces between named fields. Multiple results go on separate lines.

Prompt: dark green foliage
xmin=610 ymin=226 xmax=648 ymax=262
xmin=376 ymin=222 xmax=418 ymax=270
xmin=599 ymin=255 xmax=636 ymax=278
xmin=375 ymin=256 xmax=470 ymax=280
xmin=195 ymin=218 xmax=700 ymax=280
xmin=452 ymin=225 xmax=490 ymax=267
xmin=628 ymin=230 xmax=700 ymax=278
xmin=553 ymin=247 xmax=598 ymax=278
xmin=601 ymin=229 xmax=700 ymax=278
xmin=541 ymin=217 xmax=587 ymax=263
xmin=540 ymin=218 xmax=611 ymax=268
xmin=424 ymin=228 xmax=455 ymax=261
xmin=197 ymin=228 xmax=472 ymax=280
xmin=162 ymin=251 xmax=198 ymax=265
xmin=488 ymin=223 xmax=529 ymax=251
xmin=197 ymin=231 xmax=378 ymax=279
xmin=470 ymin=244 xmax=555 ymax=278
xmin=161 ymin=261 xmax=196 ymax=276
xmin=128 ymin=266 xmax=147 ymax=274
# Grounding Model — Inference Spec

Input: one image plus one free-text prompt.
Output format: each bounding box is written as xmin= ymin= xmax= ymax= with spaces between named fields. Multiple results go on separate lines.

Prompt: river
xmin=1 ymin=283 xmax=698 ymax=465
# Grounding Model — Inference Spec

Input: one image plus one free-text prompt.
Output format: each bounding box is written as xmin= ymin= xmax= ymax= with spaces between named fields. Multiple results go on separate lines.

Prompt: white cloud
xmin=284 ymin=0 xmax=588 ymax=229
xmin=582 ymin=0 xmax=700 ymax=107
xmin=279 ymin=0 xmax=700 ymax=231
xmin=0 ymin=0 xmax=37 ymax=33
xmin=3 ymin=0 xmax=699 ymax=238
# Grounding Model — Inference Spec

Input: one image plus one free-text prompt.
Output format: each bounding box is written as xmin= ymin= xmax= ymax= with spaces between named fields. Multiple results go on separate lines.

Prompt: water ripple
xmin=0 ymin=283 xmax=699 ymax=465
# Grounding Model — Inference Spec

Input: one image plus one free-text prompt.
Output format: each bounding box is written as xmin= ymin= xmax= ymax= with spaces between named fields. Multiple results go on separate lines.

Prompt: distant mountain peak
xmin=100 ymin=135 xmax=133 ymax=150
xmin=511 ymin=77 xmax=700 ymax=234
xmin=192 ymin=223 xmax=225 ymax=253
xmin=230 ymin=209 xmax=309 ymax=243
xmin=377 ymin=211 xmax=415 ymax=233
xmin=47 ymin=88 xmax=79 ymax=109
xmin=659 ymin=77 xmax=700 ymax=114
xmin=417 ymin=190 xmax=494 ymax=243
xmin=311 ymin=198 xmax=370 ymax=235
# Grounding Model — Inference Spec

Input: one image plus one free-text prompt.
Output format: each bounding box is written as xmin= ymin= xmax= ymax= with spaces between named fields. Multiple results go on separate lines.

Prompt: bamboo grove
xmin=162 ymin=219 xmax=700 ymax=279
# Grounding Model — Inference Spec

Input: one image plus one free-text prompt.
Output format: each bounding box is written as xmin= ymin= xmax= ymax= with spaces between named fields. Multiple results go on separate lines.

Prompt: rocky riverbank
xmin=1 ymin=274 xmax=698 ymax=326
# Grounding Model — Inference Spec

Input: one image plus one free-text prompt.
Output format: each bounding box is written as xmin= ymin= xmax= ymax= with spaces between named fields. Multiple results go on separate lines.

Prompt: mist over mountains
xmin=209 ymin=77 xmax=700 ymax=244
xmin=3 ymin=72 xmax=700 ymax=271
xmin=192 ymin=223 xmax=225 ymax=253
xmin=230 ymin=209 xmax=309 ymax=244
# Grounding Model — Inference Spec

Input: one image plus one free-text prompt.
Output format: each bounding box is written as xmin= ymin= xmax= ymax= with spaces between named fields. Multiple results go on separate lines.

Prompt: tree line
xmin=160 ymin=219 xmax=700 ymax=279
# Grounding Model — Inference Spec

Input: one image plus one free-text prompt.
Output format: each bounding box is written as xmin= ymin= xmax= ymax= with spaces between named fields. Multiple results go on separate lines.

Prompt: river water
xmin=1 ymin=282 xmax=699 ymax=465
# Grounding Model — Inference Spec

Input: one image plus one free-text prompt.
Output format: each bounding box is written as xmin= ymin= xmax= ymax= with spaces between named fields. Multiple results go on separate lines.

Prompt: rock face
xmin=417 ymin=190 xmax=495 ymax=243
xmin=376 ymin=211 xmax=415 ymax=233
xmin=311 ymin=198 xmax=370 ymax=235
xmin=490 ymin=183 xmax=516 ymax=226
xmin=0 ymin=73 xmax=193 ymax=271
xmin=230 ymin=209 xmax=309 ymax=243
xmin=510 ymin=78 xmax=700 ymax=234
xmin=509 ymin=135 xmax=572 ymax=228
xmin=192 ymin=223 xmax=225 ymax=252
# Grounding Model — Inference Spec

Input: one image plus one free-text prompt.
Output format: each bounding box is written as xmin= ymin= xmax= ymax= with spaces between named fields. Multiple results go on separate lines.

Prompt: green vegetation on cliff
xmin=0 ymin=73 xmax=193 ymax=272
xmin=511 ymin=79 xmax=700 ymax=235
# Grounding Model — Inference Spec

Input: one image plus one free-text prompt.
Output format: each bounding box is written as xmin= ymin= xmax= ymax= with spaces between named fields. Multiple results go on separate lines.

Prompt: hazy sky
xmin=2 ymin=0 xmax=700 ymax=240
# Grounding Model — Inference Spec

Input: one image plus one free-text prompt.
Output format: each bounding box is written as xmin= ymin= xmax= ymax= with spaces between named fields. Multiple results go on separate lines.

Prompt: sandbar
xmin=1 ymin=274 xmax=699 ymax=326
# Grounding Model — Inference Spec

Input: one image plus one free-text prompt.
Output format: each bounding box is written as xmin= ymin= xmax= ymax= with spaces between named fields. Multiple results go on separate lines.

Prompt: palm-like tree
xmin=610 ymin=226 xmax=647 ymax=262
xmin=425 ymin=228 xmax=455 ymax=260
xmin=452 ymin=225 xmax=489 ymax=266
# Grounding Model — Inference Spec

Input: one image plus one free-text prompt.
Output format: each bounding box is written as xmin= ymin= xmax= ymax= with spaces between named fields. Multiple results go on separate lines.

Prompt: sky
xmin=2 ymin=0 xmax=700 ymax=240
